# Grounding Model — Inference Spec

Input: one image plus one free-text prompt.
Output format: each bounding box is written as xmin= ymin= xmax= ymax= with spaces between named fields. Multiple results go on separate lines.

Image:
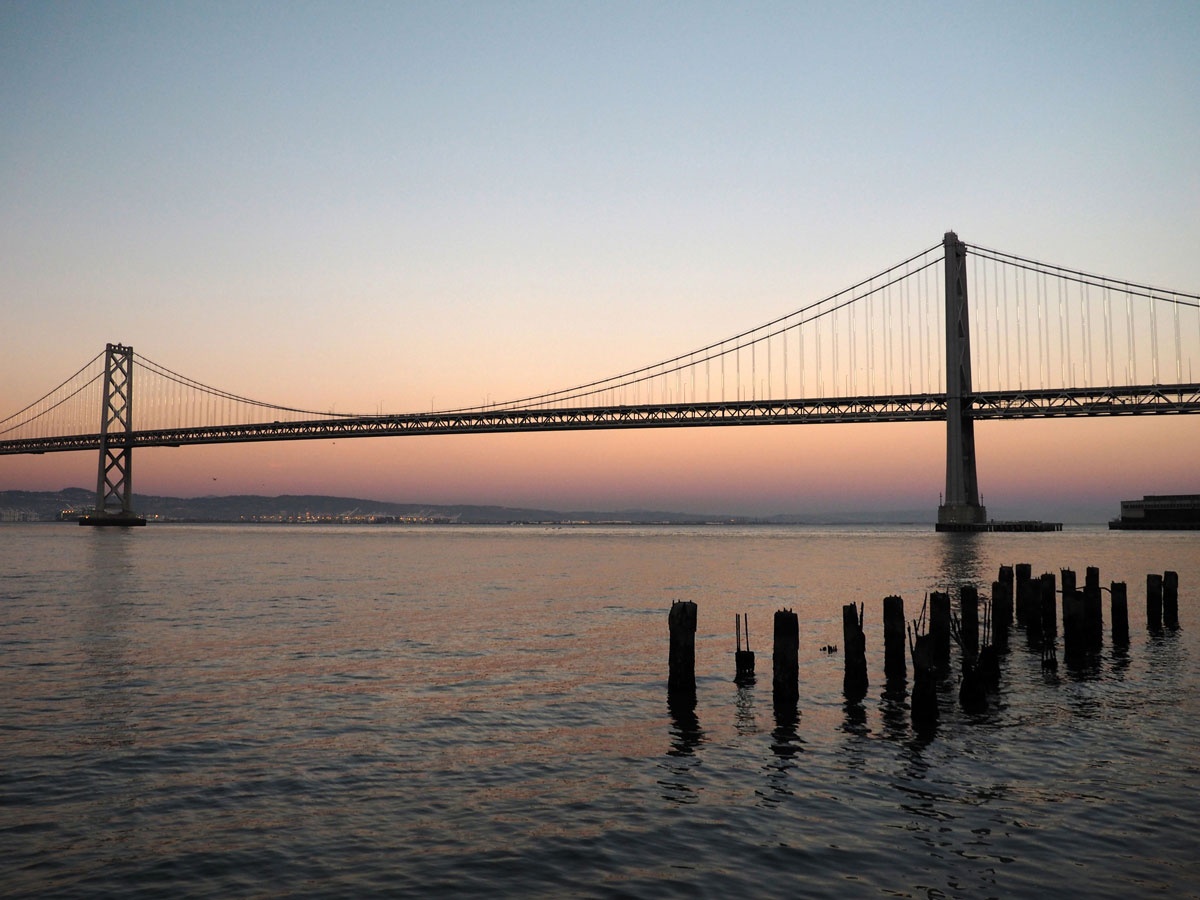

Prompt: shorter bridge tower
xmin=81 ymin=343 xmax=145 ymax=526
xmin=937 ymin=232 xmax=987 ymax=531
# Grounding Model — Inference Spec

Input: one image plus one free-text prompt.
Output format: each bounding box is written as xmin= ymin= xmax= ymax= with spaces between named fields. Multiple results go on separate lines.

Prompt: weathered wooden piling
xmin=997 ymin=566 xmax=1014 ymax=625
xmin=842 ymin=602 xmax=868 ymax=697
xmin=1039 ymin=572 xmax=1058 ymax=639
xmin=977 ymin=641 xmax=1001 ymax=692
xmin=1061 ymin=568 xmax=1077 ymax=599
xmin=930 ymin=592 xmax=951 ymax=672
xmin=1062 ymin=589 xmax=1086 ymax=656
xmin=1085 ymin=566 xmax=1100 ymax=592
xmin=668 ymin=600 xmax=697 ymax=692
xmin=909 ymin=627 xmax=937 ymax=729
xmin=1083 ymin=582 xmax=1103 ymax=647
xmin=883 ymin=595 xmax=907 ymax=681
xmin=1024 ymin=575 xmax=1043 ymax=645
xmin=1111 ymin=581 xmax=1129 ymax=645
xmin=960 ymin=585 xmax=979 ymax=659
xmin=1163 ymin=571 xmax=1179 ymax=629
xmin=734 ymin=613 xmax=755 ymax=682
xmin=1147 ymin=574 xmax=1163 ymax=629
xmin=772 ymin=609 xmax=799 ymax=701
xmin=991 ymin=580 xmax=1011 ymax=648
xmin=1015 ymin=563 xmax=1033 ymax=624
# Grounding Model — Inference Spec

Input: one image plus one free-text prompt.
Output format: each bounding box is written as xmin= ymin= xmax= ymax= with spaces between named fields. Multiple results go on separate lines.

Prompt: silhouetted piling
xmin=998 ymin=566 xmax=1014 ymax=625
xmin=1163 ymin=571 xmax=1179 ymax=629
xmin=930 ymin=592 xmax=951 ymax=672
xmin=1111 ymin=581 xmax=1129 ymax=645
xmin=1039 ymin=572 xmax=1057 ymax=639
xmin=909 ymin=621 xmax=937 ymax=729
xmin=842 ymin=602 xmax=867 ymax=698
xmin=1061 ymin=568 xmax=1077 ymax=599
xmin=668 ymin=600 xmax=697 ymax=692
xmin=1083 ymin=582 xmax=1103 ymax=647
xmin=991 ymin=580 xmax=1011 ymax=648
xmin=978 ymin=645 xmax=1000 ymax=689
xmin=1147 ymin=574 xmax=1163 ymax=630
xmin=1086 ymin=566 xmax=1100 ymax=593
xmin=1015 ymin=563 xmax=1033 ymax=625
xmin=734 ymin=613 xmax=755 ymax=683
xmin=772 ymin=609 xmax=799 ymax=701
xmin=883 ymin=595 xmax=906 ymax=682
xmin=1062 ymin=589 xmax=1086 ymax=656
xmin=960 ymin=585 xmax=979 ymax=659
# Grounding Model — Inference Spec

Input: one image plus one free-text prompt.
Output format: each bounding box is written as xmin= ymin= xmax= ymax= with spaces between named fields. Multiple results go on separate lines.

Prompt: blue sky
xmin=2 ymin=1 xmax=1198 ymax=515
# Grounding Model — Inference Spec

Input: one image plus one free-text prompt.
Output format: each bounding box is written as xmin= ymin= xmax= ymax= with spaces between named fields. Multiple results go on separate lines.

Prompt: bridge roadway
xmin=3 ymin=383 xmax=1198 ymax=455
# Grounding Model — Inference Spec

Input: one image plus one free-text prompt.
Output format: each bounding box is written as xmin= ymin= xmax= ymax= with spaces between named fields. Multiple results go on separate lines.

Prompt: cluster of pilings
xmin=667 ymin=566 xmax=1182 ymax=731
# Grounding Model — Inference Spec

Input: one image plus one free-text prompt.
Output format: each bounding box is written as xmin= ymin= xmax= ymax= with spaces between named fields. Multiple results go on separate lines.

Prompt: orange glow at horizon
xmin=4 ymin=416 xmax=1196 ymax=518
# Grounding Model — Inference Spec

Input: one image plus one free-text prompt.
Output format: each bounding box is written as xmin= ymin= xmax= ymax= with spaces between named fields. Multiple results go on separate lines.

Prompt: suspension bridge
xmin=3 ymin=233 xmax=1198 ymax=528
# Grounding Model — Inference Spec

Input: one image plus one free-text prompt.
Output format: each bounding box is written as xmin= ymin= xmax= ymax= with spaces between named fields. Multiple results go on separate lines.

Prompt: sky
xmin=2 ymin=1 xmax=1198 ymax=520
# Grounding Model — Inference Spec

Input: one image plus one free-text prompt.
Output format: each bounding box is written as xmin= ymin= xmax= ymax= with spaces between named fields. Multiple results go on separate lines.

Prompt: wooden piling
xmin=883 ymin=595 xmax=906 ymax=681
xmin=842 ymin=602 xmax=868 ymax=697
xmin=1061 ymin=568 xmax=1077 ymax=599
xmin=1083 ymin=582 xmax=1103 ymax=647
xmin=909 ymin=629 xmax=937 ymax=729
xmin=1062 ymin=589 xmax=1086 ymax=656
xmin=1039 ymin=573 xmax=1058 ymax=639
xmin=668 ymin=600 xmax=697 ymax=692
xmin=1111 ymin=581 xmax=1129 ymax=645
xmin=1147 ymin=574 xmax=1163 ymax=630
xmin=1085 ymin=566 xmax=1100 ymax=592
xmin=1163 ymin=571 xmax=1179 ymax=629
xmin=960 ymin=585 xmax=979 ymax=659
xmin=772 ymin=609 xmax=799 ymax=701
xmin=734 ymin=613 xmax=755 ymax=682
xmin=930 ymin=591 xmax=951 ymax=672
xmin=998 ymin=566 xmax=1014 ymax=625
xmin=991 ymin=580 xmax=1011 ymax=648
xmin=1015 ymin=563 xmax=1033 ymax=625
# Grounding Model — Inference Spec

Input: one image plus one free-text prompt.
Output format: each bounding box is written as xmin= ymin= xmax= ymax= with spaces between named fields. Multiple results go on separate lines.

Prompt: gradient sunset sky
xmin=2 ymin=1 xmax=1198 ymax=519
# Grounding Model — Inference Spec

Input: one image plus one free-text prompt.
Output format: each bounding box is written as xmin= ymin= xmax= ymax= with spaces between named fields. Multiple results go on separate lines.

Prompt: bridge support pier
xmin=80 ymin=343 xmax=145 ymax=526
xmin=936 ymin=232 xmax=988 ymax=532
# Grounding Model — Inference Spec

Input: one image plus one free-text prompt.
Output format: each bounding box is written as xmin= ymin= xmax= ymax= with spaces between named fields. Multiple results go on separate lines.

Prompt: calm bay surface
xmin=2 ymin=523 xmax=1198 ymax=898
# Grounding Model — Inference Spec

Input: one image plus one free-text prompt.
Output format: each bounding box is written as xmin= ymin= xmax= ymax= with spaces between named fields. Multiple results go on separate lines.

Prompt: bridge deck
xmin=3 ymin=384 xmax=1198 ymax=455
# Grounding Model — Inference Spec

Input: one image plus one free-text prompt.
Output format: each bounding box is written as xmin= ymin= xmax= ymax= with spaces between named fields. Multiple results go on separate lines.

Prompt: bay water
xmin=2 ymin=523 xmax=1198 ymax=898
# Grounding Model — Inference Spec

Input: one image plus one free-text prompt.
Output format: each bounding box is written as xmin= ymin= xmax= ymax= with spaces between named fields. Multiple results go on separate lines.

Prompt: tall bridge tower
xmin=81 ymin=342 xmax=145 ymax=526
xmin=936 ymin=232 xmax=987 ymax=531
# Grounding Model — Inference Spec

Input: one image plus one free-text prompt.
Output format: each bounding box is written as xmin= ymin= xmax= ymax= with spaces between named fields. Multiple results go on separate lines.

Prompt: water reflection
xmin=841 ymin=696 xmax=868 ymax=737
xmin=733 ymin=684 xmax=758 ymax=736
xmin=81 ymin=531 xmax=139 ymax=751
xmin=879 ymin=681 xmax=909 ymax=743
xmin=935 ymin=532 xmax=984 ymax=592
xmin=660 ymin=690 xmax=704 ymax=804
xmin=759 ymin=694 xmax=803 ymax=806
xmin=665 ymin=690 xmax=703 ymax=757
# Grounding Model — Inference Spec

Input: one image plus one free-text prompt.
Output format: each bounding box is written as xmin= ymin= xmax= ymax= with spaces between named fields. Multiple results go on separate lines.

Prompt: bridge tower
xmin=81 ymin=343 xmax=145 ymax=526
xmin=936 ymin=232 xmax=988 ymax=532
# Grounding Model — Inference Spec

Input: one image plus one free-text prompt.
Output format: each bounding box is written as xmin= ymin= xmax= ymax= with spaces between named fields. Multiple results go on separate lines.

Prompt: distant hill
xmin=0 ymin=488 xmax=742 ymax=524
xmin=0 ymin=488 xmax=935 ymax=525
